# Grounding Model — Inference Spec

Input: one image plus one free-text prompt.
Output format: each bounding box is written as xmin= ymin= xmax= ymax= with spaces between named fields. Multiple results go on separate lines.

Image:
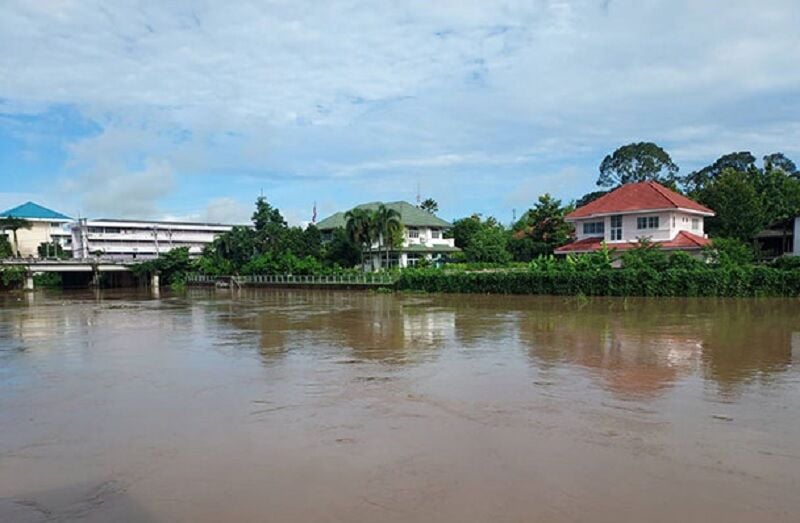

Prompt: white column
xmin=793 ymin=217 xmax=800 ymax=255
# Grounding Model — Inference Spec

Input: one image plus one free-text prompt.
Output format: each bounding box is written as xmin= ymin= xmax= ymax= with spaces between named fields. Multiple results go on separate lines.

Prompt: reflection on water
xmin=1 ymin=289 xmax=799 ymax=522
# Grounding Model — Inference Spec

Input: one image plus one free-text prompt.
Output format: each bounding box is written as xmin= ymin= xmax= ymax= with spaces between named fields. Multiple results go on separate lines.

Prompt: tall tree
xmin=0 ymin=217 xmax=32 ymax=257
xmin=698 ymin=168 xmax=764 ymax=242
xmin=446 ymin=215 xmax=483 ymax=249
xmin=372 ymin=204 xmax=402 ymax=269
xmin=682 ymin=152 xmax=756 ymax=194
xmin=511 ymin=194 xmax=574 ymax=259
xmin=344 ymin=207 xmax=373 ymax=270
xmin=597 ymin=142 xmax=679 ymax=188
xmin=763 ymin=152 xmax=799 ymax=177
xmin=419 ymin=198 xmax=439 ymax=214
xmin=251 ymin=196 xmax=288 ymax=253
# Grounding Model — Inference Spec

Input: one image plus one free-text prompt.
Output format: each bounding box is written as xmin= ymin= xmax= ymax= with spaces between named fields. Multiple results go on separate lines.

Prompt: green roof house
xmin=316 ymin=201 xmax=460 ymax=269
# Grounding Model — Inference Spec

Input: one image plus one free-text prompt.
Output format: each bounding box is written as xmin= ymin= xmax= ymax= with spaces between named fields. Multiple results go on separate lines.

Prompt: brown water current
xmin=1 ymin=289 xmax=799 ymax=522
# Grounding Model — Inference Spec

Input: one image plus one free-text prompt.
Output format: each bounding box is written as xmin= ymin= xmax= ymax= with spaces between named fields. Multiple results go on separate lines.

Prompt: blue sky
xmin=2 ymin=1 xmax=800 ymax=225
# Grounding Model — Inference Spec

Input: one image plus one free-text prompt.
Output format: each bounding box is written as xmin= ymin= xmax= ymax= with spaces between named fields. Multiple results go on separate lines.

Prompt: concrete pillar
xmin=90 ymin=269 xmax=100 ymax=288
xmin=24 ymin=272 xmax=34 ymax=291
xmin=151 ymin=272 xmax=160 ymax=289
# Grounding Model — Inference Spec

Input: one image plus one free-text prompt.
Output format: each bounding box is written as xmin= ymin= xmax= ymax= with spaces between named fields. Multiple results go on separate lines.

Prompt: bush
xmin=771 ymin=255 xmax=800 ymax=270
xmin=396 ymin=266 xmax=800 ymax=297
xmin=704 ymin=237 xmax=755 ymax=267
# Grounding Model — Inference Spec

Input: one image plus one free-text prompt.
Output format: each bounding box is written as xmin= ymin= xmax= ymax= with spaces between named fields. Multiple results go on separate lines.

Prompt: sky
xmin=2 ymin=0 xmax=800 ymax=226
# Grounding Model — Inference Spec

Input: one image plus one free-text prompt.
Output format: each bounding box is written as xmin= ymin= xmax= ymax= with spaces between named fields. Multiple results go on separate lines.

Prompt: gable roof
xmin=566 ymin=182 xmax=714 ymax=220
xmin=0 ymin=201 xmax=72 ymax=221
xmin=555 ymin=231 xmax=711 ymax=254
xmin=316 ymin=201 xmax=451 ymax=230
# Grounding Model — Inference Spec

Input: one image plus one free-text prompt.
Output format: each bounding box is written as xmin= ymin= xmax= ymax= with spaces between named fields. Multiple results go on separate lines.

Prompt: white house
xmin=316 ymin=201 xmax=460 ymax=269
xmin=70 ymin=218 xmax=236 ymax=260
xmin=0 ymin=202 xmax=72 ymax=258
xmin=555 ymin=181 xmax=715 ymax=256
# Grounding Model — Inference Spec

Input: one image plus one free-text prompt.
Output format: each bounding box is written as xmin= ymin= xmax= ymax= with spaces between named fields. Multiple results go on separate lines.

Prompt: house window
xmin=431 ymin=229 xmax=440 ymax=239
xmin=637 ymin=216 xmax=659 ymax=230
xmin=691 ymin=218 xmax=700 ymax=230
xmin=610 ymin=215 xmax=623 ymax=241
xmin=582 ymin=221 xmax=605 ymax=235
xmin=408 ymin=228 xmax=419 ymax=239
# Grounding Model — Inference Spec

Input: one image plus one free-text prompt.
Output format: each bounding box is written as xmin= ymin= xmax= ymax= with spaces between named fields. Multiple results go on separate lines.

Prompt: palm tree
xmin=419 ymin=198 xmax=439 ymax=214
xmin=372 ymin=204 xmax=402 ymax=270
xmin=0 ymin=217 xmax=32 ymax=258
xmin=345 ymin=208 xmax=373 ymax=271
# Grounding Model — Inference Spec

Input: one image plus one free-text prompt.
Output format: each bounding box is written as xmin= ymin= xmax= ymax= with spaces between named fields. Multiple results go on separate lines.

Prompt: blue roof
xmin=0 ymin=201 xmax=72 ymax=220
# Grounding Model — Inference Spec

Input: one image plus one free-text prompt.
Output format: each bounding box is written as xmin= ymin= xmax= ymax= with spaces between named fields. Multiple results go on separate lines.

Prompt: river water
xmin=1 ymin=289 xmax=799 ymax=522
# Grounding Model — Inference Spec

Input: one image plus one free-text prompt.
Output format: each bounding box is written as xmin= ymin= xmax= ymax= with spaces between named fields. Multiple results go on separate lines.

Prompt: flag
xmin=312 ymin=202 xmax=317 ymax=224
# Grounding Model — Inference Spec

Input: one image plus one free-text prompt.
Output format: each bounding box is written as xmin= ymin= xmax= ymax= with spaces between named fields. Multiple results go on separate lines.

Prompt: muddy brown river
xmin=1 ymin=289 xmax=799 ymax=522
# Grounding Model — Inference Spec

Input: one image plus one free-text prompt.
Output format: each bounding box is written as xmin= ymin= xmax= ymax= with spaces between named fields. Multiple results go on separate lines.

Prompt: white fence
xmin=187 ymin=274 xmax=396 ymax=286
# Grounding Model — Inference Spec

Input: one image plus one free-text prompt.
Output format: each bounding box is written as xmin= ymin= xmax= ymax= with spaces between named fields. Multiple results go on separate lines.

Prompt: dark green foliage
xmin=0 ymin=266 xmax=26 ymax=287
xmin=763 ymin=153 xmax=798 ymax=177
xmin=698 ymin=169 xmax=764 ymax=241
xmin=323 ymin=228 xmax=361 ymax=268
xmin=446 ymin=215 xmax=483 ymax=249
xmin=575 ymin=190 xmax=608 ymax=208
xmin=683 ymin=152 xmax=756 ymax=194
xmin=37 ymin=241 xmax=69 ymax=259
xmin=597 ymin=142 xmax=679 ymax=188
xmin=419 ymin=198 xmax=439 ymax=214
xmin=463 ymin=223 xmax=511 ymax=264
xmin=771 ymin=255 xmax=800 ymax=270
xmin=241 ymin=252 xmax=323 ymax=275
xmin=132 ymin=247 xmax=194 ymax=286
xmin=620 ymin=239 xmax=669 ymax=271
xmin=0 ymin=235 xmax=12 ymax=258
xmin=33 ymin=272 xmax=62 ymax=288
xmin=511 ymin=194 xmax=574 ymax=260
xmin=703 ymin=238 xmax=755 ymax=267
xmin=396 ymin=266 xmax=800 ymax=297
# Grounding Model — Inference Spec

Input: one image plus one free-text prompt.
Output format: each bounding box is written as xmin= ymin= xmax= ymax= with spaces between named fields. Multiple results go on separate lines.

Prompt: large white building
xmin=71 ymin=218 xmax=236 ymax=260
xmin=316 ymin=201 xmax=460 ymax=269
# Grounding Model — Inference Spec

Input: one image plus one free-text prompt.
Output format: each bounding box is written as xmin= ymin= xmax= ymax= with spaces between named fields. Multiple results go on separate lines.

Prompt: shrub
xmin=396 ymin=266 xmax=800 ymax=297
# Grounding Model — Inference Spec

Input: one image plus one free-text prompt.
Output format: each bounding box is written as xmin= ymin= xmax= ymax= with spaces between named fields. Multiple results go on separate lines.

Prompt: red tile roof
xmin=555 ymin=231 xmax=711 ymax=254
xmin=567 ymin=181 xmax=714 ymax=219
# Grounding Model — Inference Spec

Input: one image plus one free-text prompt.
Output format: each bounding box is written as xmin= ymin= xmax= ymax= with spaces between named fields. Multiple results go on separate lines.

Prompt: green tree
xmin=763 ymin=152 xmax=799 ymax=177
xmin=0 ymin=235 xmax=12 ymax=259
xmin=344 ymin=207 xmax=373 ymax=270
xmin=464 ymin=221 xmax=511 ymax=264
xmin=38 ymin=241 xmax=68 ymax=259
xmin=511 ymin=194 xmax=574 ymax=259
xmin=419 ymin=198 xmax=439 ymax=214
xmin=252 ymin=196 xmax=288 ymax=253
xmin=698 ymin=168 xmax=764 ymax=242
xmin=0 ymin=217 xmax=32 ymax=257
xmin=323 ymin=228 xmax=361 ymax=268
xmin=574 ymin=190 xmax=608 ymax=208
xmin=597 ymin=142 xmax=679 ymax=188
xmin=372 ymin=204 xmax=402 ymax=269
xmin=620 ymin=238 xmax=668 ymax=271
xmin=446 ymin=214 xmax=483 ymax=249
xmin=682 ymin=151 xmax=757 ymax=195
xmin=703 ymin=238 xmax=755 ymax=267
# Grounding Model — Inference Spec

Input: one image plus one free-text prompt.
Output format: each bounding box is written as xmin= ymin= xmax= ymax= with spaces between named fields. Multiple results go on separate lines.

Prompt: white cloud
xmin=2 ymin=0 xmax=800 ymax=217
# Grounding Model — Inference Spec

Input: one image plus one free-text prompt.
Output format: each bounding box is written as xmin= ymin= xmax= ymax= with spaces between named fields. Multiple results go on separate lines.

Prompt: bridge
xmin=0 ymin=259 xmax=144 ymax=290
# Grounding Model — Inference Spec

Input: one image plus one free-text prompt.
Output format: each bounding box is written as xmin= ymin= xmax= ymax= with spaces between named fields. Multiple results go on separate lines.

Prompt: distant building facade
xmin=70 ymin=218 xmax=235 ymax=260
xmin=0 ymin=202 xmax=72 ymax=258
xmin=316 ymin=201 xmax=460 ymax=269
xmin=556 ymin=181 xmax=715 ymax=256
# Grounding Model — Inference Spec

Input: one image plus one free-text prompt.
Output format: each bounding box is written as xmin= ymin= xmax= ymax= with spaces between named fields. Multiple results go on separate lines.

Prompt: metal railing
xmin=187 ymin=274 xmax=396 ymax=286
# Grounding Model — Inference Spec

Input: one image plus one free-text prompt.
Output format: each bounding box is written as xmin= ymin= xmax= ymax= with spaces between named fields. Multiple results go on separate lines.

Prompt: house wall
xmin=573 ymin=211 xmax=705 ymax=245
xmin=7 ymin=221 xmax=69 ymax=258
xmin=794 ymin=217 xmax=800 ymax=255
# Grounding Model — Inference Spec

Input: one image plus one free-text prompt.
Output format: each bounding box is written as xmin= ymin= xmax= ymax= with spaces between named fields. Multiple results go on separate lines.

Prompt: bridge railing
xmin=187 ymin=274 xmax=396 ymax=286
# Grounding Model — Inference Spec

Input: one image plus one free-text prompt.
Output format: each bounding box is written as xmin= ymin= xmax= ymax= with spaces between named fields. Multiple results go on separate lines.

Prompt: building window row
xmin=583 ymin=221 xmax=605 ymax=235
xmin=637 ymin=216 xmax=659 ymax=230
